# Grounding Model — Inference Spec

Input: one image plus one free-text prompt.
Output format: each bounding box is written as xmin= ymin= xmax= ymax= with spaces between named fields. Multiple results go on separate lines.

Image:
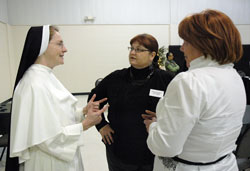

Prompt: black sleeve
xmin=87 ymin=78 xmax=109 ymax=131
xmin=87 ymin=70 xmax=120 ymax=131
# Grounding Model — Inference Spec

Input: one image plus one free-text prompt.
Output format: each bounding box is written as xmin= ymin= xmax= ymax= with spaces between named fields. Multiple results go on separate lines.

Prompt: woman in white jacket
xmin=143 ymin=9 xmax=246 ymax=171
xmin=7 ymin=25 xmax=108 ymax=171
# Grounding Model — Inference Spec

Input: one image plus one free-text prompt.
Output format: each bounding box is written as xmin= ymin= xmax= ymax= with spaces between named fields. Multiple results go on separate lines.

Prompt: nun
xmin=6 ymin=25 xmax=108 ymax=171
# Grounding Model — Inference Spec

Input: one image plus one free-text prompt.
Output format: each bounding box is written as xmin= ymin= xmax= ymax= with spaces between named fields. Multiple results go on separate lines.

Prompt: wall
xmin=1 ymin=0 xmax=250 ymax=101
xmin=8 ymin=25 xmax=170 ymax=94
xmin=5 ymin=24 xmax=250 ymax=96
xmin=0 ymin=22 xmax=11 ymax=102
xmin=0 ymin=0 xmax=8 ymax=23
xmin=237 ymin=25 xmax=250 ymax=44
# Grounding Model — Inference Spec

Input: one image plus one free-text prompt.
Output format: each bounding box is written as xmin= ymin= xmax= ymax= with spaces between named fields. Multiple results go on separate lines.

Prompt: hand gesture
xmin=82 ymin=94 xmax=108 ymax=130
xmin=83 ymin=94 xmax=107 ymax=114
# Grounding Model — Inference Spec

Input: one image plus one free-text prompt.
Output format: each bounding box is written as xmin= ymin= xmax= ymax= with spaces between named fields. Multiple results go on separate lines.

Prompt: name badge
xmin=149 ymin=89 xmax=164 ymax=98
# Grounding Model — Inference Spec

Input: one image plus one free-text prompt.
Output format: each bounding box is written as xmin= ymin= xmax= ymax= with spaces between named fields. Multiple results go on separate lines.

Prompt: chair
xmin=235 ymin=107 xmax=250 ymax=171
xmin=95 ymin=78 xmax=103 ymax=87
xmin=0 ymin=134 xmax=8 ymax=161
xmin=0 ymin=102 xmax=11 ymax=161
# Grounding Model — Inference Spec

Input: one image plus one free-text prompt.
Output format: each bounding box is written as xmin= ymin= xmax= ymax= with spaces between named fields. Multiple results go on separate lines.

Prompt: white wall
xmin=7 ymin=25 xmax=170 ymax=94
xmin=0 ymin=0 xmax=8 ymax=23
xmin=0 ymin=22 xmax=11 ymax=102
xmin=4 ymin=24 xmax=250 ymax=97
xmin=1 ymin=0 xmax=250 ymax=101
xmin=237 ymin=25 xmax=250 ymax=44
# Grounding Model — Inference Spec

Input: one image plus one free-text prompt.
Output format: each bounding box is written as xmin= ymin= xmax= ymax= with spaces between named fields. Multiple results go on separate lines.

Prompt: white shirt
xmin=10 ymin=64 xmax=84 ymax=171
xmin=147 ymin=56 xmax=246 ymax=171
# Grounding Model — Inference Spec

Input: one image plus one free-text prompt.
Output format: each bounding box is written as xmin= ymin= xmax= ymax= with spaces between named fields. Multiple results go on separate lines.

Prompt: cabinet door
xmin=80 ymin=0 xmax=171 ymax=24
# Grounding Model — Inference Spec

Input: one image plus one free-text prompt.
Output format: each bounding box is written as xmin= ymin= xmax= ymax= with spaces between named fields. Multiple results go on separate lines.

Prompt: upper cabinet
xmin=0 ymin=0 xmax=8 ymax=23
xmin=3 ymin=0 xmax=250 ymax=25
xmin=171 ymin=0 xmax=250 ymax=24
xmin=80 ymin=0 xmax=170 ymax=24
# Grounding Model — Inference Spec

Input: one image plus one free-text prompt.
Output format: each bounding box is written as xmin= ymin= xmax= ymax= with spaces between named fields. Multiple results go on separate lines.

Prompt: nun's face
xmin=44 ymin=31 xmax=67 ymax=68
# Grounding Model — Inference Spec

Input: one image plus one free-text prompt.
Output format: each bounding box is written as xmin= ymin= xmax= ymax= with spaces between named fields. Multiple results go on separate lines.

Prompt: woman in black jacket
xmin=88 ymin=33 xmax=174 ymax=171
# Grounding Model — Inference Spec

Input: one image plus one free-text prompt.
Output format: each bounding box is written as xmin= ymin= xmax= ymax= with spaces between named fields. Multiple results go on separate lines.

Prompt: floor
xmin=1 ymin=95 xmax=250 ymax=171
xmin=77 ymin=95 xmax=109 ymax=171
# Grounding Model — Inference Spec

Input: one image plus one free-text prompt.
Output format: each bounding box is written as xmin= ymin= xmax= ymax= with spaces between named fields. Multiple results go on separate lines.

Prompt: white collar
xmin=189 ymin=55 xmax=234 ymax=70
xmin=31 ymin=64 xmax=53 ymax=73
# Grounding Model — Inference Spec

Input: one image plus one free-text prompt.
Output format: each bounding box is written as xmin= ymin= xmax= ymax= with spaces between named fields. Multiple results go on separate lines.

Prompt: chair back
xmin=235 ymin=124 xmax=250 ymax=158
xmin=0 ymin=103 xmax=11 ymax=135
xmin=0 ymin=102 xmax=10 ymax=150
xmin=95 ymin=78 xmax=103 ymax=87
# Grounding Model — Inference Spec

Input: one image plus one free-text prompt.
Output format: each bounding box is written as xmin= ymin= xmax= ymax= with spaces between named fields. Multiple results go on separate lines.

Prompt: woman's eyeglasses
xmin=128 ymin=47 xmax=150 ymax=53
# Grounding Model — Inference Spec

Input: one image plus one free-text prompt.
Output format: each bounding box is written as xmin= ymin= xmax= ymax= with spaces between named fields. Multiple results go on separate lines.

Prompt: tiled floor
xmin=1 ymin=95 xmax=250 ymax=171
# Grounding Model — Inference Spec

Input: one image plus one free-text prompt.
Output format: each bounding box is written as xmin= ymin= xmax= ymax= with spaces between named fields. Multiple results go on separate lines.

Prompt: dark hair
xmin=130 ymin=34 xmax=159 ymax=68
xmin=178 ymin=9 xmax=243 ymax=64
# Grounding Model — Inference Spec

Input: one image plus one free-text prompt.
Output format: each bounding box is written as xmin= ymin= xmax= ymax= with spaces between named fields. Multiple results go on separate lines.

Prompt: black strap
xmin=172 ymin=154 xmax=228 ymax=166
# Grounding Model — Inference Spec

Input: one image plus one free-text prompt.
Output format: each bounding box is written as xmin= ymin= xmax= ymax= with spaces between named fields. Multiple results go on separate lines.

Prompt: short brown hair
xmin=178 ymin=9 xmax=243 ymax=64
xmin=130 ymin=34 xmax=158 ymax=54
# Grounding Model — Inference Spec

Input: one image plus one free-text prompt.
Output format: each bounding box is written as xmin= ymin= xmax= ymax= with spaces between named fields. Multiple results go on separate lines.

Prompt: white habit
xmin=10 ymin=64 xmax=85 ymax=171
xmin=147 ymin=56 xmax=246 ymax=171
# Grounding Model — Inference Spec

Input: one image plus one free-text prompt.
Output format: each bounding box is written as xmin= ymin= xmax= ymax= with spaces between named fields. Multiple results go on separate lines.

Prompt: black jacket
xmin=88 ymin=66 xmax=174 ymax=164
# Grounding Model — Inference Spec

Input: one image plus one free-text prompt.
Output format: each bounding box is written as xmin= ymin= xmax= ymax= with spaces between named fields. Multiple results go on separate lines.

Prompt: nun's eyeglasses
xmin=50 ymin=42 xmax=65 ymax=48
xmin=57 ymin=42 xmax=65 ymax=48
xmin=128 ymin=47 xmax=150 ymax=53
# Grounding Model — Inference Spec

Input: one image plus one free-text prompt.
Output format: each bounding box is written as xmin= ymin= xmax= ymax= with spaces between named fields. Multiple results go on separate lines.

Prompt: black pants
xmin=106 ymin=147 xmax=153 ymax=171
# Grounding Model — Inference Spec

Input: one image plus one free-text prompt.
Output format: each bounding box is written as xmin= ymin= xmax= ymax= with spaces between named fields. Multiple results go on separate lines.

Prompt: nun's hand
xmin=83 ymin=94 xmax=107 ymax=115
xmin=82 ymin=94 xmax=108 ymax=130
